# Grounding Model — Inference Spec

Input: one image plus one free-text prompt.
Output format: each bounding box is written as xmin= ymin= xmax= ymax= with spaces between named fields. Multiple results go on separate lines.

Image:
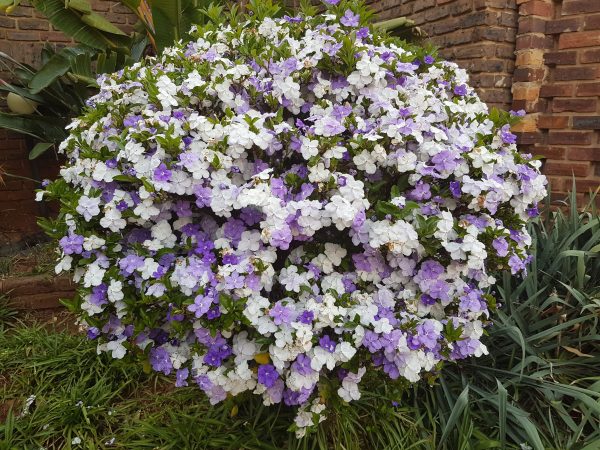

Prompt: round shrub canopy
xmin=41 ymin=0 xmax=547 ymax=436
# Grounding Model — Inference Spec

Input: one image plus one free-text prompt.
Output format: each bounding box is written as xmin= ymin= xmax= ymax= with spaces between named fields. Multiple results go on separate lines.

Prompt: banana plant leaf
xmin=0 ymin=112 xmax=67 ymax=142
xmin=32 ymin=0 xmax=125 ymax=50
xmin=28 ymin=47 xmax=89 ymax=94
xmin=29 ymin=142 xmax=54 ymax=160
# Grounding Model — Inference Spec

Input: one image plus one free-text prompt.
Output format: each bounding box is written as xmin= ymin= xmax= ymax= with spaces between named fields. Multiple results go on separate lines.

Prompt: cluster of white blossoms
xmin=40 ymin=1 xmax=546 ymax=437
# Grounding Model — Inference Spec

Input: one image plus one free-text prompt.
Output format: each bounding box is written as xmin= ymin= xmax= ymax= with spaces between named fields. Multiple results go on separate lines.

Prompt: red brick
xmin=538 ymin=116 xmax=570 ymax=129
xmin=545 ymin=177 xmax=565 ymax=192
xmin=424 ymin=4 xmax=450 ymax=20
xmin=544 ymin=51 xmax=578 ymax=65
xmin=6 ymin=30 xmax=40 ymax=41
xmin=585 ymin=14 xmax=600 ymax=30
xmin=450 ymin=0 xmax=472 ymax=15
xmin=0 ymin=16 xmax=16 ymax=28
xmin=17 ymin=18 xmax=49 ymax=30
xmin=516 ymin=34 xmax=553 ymax=50
xmin=539 ymin=84 xmax=574 ymax=97
xmin=544 ymin=161 xmax=590 ymax=177
xmin=581 ymin=49 xmax=600 ymax=63
xmin=566 ymin=147 xmax=600 ymax=161
xmin=552 ymin=98 xmax=597 ymax=112
xmin=548 ymin=131 xmax=594 ymax=145
xmin=562 ymin=0 xmax=600 ymax=15
xmin=572 ymin=179 xmax=600 ymax=193
xmin=553 ymin=66 xmax=597 ymax=80
xmin=513 ymin=67 xmax=546 ymax=82
xmin=516 ymin=132 xmax=544 ymax=144
xmin=577 ymin=83 xmax=600 ymax=96
xmin=559 ymin=31 xmax=600 ymax=49
xmin=532 ymin=146 xmax=567 ymax=159
xmin=38 ymin=31 xmax=71 ymax=42
xmin=520 ymin=0 xmax=553 ymax=17
xmin=518 ymin=16 xmax=547 ymax=33
xmin=546 ymin=17 xmax=582 ymax=34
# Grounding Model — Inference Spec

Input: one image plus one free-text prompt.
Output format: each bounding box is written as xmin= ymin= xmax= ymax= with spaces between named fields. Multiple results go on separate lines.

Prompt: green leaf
xmin=0 ymin=112 xmax=61 ymax=141
xmin=66 ymin=0 xmax=91 ymax=13
xmin=496 ymin=380 xmax=507 ymax=448
xmin=81 ymin=11 xmax=128 ymax=36
xmin=438 ymin=385 xmax=469 ymax=448
xmin=28 ymin=48 xmax=83 ymax=94
xmin=28 ymin=142 xmax=54 ymax=160
xmin=32 ymin=0 xmax=111 ymax=49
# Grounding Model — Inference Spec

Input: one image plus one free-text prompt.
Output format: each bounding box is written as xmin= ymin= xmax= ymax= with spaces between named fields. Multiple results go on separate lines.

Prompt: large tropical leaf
xmin=32 ymin=0 xmax=117 ymax=50
xmin=80 ymin=11 xmax=128 ymax=36
xmin=0 ymin=112 xmax=67 ymax=142
xmin=28 ymin=47 xmax=89 ymax=94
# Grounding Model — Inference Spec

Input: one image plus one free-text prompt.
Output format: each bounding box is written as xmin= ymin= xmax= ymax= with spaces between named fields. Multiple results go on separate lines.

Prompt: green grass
xmin=0 ymin=318 xmax=431 ymax=449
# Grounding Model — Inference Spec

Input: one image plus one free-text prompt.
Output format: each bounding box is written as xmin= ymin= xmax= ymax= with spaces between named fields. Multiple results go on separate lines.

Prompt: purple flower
xmin=424 ymin=55 xmax=435 ymax=64
xmin=270 ymin=226 xmax=293 ymax=250
xmin=154 ymin=163 xmax=172 ymax=182
xmin=454 ymin=84 xmax=468 ymax=96
xmin=188 ymin=294 xmax=213 ymax=318
xmin=450 ymin=181 xmax=462 ymax=198
xmin=508 ymin=254 xmax=526 ymax=274
xmin=269 ymin=302 xmax=295 ymax=325
xmin=320 ymin=116 xmax=346 ymax=136
xmin=340 ymin=10 xmax=360 ymax=27
xmin=323 ymin=0 xmax=340 ymax=4
xmin=297 ymin=310 xmax=314 ymax=325
xmin=59 ymin=234 xmax=84 ymax=255
xmin=431 ymin=150 xmax=459 ymax=173
xmin=194 ymin=185 xmax=212 ymax=208
xmin=356 ymin=27 xmax=370 ymax=39
xmin=283 ymin=15 xmax=303 ymax=23
xmin=257 ymin=364 xmax=279 ymax=388
xmin=175 ymin=368 xmax=189 ymax=387
xmin=150 ymin=347 xmax=173 ymax=375
xmin=87 ymin=327 xmax=100 ymax=339
xmin=492 ymin=237 xmax=509 ymax=257
xmin=527 ymin=206 xmax=539 ymax=218
xmin=319 ymin=335 xmax=337 ymax=353
xmin=500 ymin=124 xmax=517 ymax=144
xmin=118 ymin=254 xmax=144 ymax=275
xmin=408 ymin=181 xmax=431 ymax=201
xmin=415 ymin=320 xmax=440 ymax=350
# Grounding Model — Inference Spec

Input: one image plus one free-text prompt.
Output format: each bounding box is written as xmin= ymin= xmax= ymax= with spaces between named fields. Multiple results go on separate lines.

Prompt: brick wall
xmin=0 ymin=1 xmax=135 ymax=254
xmin=511 ymin=0 xmax=600 ymax=202
xmin=369 ymin=0 xmax=519 ymax=111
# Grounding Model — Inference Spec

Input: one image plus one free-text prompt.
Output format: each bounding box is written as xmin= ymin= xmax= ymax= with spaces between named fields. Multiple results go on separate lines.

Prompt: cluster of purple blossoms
xmin=40 ymin=1 xmax=546 ymax=437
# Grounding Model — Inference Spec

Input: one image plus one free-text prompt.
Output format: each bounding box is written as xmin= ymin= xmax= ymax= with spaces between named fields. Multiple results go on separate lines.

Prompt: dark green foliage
xmin=413 ymin=188 xmax=600 ymax=450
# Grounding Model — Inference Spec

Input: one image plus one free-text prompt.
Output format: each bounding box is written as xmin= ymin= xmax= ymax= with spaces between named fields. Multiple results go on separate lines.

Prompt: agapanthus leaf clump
xmin=39 ymin=1 xmax=547 ymax=436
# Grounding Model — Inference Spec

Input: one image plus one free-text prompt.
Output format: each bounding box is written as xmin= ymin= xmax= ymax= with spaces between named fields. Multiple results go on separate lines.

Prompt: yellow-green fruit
xmin=7 ymin=92 xmax=38 ymax=115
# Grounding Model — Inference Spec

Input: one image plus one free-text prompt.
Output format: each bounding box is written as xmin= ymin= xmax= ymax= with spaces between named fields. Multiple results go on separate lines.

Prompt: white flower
xmin=76 ymin=195 xmax=101 ymax=221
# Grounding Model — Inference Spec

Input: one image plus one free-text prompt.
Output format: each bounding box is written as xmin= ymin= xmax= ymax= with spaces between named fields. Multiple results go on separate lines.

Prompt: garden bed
xmin=0 ymin=243 xmax=73 ymax=310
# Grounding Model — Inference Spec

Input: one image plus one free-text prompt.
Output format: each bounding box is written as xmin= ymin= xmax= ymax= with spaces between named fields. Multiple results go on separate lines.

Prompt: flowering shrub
xmin=39 ymin=0 xmax=547 ymax=436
